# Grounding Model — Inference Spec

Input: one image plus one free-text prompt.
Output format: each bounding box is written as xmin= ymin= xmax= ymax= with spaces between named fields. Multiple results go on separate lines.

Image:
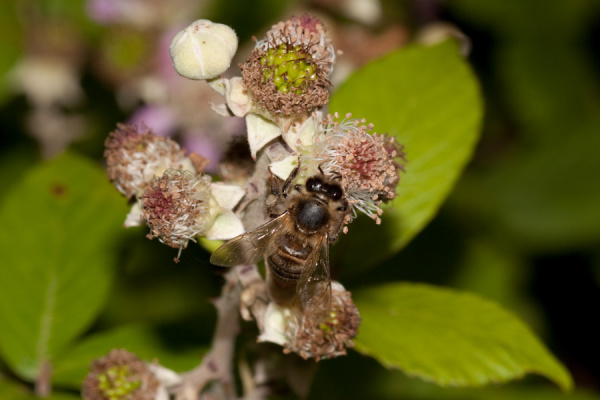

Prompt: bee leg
xmin=327 ymin=206 xmax=350 ymax=243
xmin=265 ymin=168 xmax=284 ymax=217
xmin=282 ymin=161 xmax=301 ymax=198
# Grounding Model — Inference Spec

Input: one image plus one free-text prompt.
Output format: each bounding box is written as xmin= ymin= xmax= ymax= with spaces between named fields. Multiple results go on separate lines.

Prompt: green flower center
xmin=97 ymin=365 xmax=142 ymax=400
xmin=260 ymin=43 xmax=318 ymax=95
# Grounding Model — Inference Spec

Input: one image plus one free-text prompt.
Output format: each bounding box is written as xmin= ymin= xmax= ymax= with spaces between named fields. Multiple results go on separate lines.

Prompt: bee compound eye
xmin=305 ymin=177 xmax=321 ymax=192
xmin=328 ymin=185 xmax=343 ymax=200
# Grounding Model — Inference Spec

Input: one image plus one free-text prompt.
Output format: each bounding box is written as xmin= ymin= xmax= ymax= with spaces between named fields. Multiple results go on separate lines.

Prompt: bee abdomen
xmin=267 ymin=254 xmax=301 ymax=282
xmin=268 ymin=237 xmax=312 ymax=282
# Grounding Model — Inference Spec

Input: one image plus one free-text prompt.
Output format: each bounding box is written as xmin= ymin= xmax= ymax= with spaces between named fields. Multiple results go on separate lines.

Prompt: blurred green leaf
xmin=448 ymin=0 xmax=600 ymax=251
xmin=454 ymin=125 xmax=600 ymax=252
xmin=353 ymin=282 xmax=572 ymax=390
xmin=452 ymin=239 xmax=524 ymax=306
xmin=487 ymin=128 xmax=600 ymax=250
xmin=205 ymin=0 xmax=297 ymax=42
xmin=0 ymin=146 xmax=39 ymax=206
xmin=330 ymin=41 xmax=482 ymax=270
xmin=312 ymin=350 xmax=593 ymax=400
xmin=53 ymin=324 xmax=206 ymax=388
xmin=0 ymin=379 xmax=31 ymax=400
xmin=0 ymin=2 xmax=21 ymax=105
xmin=0 ymin=378 xmax=80 ymax=400
xmin=0 ymin=152 xmax=127 ymax=381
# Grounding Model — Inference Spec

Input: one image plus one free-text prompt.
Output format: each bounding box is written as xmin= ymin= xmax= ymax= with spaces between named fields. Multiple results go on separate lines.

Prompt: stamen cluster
xmin=141 ymin=170 xmax=212 ymax=251
xmin=104 ymin=123 xmax=195 ymax=199
xmin=309 ymin=113 xmax=406 ymax=224
xmin=240 ymin=15 xmax=333 ymax=117
xmin=82 ymin=349 xmax=159 ymax=400
xmin=284 ymin=284 xmax=361 ymax=361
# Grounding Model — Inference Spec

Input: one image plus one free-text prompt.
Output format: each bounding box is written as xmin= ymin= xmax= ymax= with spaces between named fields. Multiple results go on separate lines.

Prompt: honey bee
xmin=210 ymin=167 xmax=349 ymax=321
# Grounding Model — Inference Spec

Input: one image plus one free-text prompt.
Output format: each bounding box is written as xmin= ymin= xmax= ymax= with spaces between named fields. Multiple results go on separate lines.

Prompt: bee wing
xmin=296 ymin=235 xmax=331 ymax=322
xmin=210 ymin=212 xmax=289 ymax=267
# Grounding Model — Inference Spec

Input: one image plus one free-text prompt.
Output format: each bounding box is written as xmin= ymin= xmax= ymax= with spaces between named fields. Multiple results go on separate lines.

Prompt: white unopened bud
xmin=170 ymin=20 xmax=238 ymax=80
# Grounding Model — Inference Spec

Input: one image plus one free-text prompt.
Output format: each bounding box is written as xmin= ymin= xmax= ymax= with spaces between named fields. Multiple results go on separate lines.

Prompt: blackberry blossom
xmin=105 ymin=123 xmax=196 ymax=199
xmin=240 ymin=14 xmax=334 ymax=117
xmin=305 ymin=113 xmax=406 ymax=224
xmin=259 ymin=282 xmax=361 ymax=361
xmin=141 ymin=170 xmax=212 ymax=255
xmin=82 ymin=349 xmax=160 ymax=400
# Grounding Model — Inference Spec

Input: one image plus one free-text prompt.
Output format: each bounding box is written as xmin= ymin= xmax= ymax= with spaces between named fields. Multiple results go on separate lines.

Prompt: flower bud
xmin=170 ymin=19 xmax=238 ymax=80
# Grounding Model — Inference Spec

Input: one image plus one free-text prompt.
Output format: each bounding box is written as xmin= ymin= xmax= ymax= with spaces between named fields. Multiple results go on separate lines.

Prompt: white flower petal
xmin=147 ymin=364 xmax=181 ymax=400
xmin=210 ymin=102 xmax=232 ymax=117
xmin=331 ymin=281 xmax=346 ymax=292
xmin=10 ymin=56 xmax=83 ymax=108
xmin=246 ymin=113 xmax=282 ymax=159
xmin=124 ymin=202 xmax=143 ymax=227
xmin=155 ymin=386 xmax=169 ymax=400
xmin=210 ymin=182 xmax=245 ymax=210
xmin=226 ymin=77 xmax=252 ymax=117
xmin=208 ymin=77 xmax=227 ymax=95
xmin=269 ymin=155 xmax=298 ymax=181
xmin=205 ymin=211 xmax=245 ymax=240
xmin=342 ymin=0 xmax=382 ymax=25
xmin=258 ymin=303 xmax=290 ymax=346
xmin=282 ymin=115 xmax=317 ymax=152
xmin=147 ymin=364 xmax=182 ymax=387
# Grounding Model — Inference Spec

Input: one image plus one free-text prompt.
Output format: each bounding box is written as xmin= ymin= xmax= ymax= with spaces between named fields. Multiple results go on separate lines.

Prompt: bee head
xmin=306 ymin=176 xmax=343 ymax=201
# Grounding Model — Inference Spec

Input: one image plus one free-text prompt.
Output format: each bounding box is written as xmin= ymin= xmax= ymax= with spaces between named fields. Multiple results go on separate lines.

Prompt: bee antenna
xmin=331 ymin=172 xmax=342 ymax=181
xmin=318 ymin=162 xmax=325 ymax=175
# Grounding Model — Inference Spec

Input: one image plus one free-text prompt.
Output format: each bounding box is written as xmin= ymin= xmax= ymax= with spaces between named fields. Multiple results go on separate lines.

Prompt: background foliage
xmin=1 ymin=0 xmax=599 ymax=399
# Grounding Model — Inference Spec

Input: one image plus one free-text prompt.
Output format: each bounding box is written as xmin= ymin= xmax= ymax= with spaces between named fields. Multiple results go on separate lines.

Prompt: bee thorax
xmin=295 ymin=199 xmax=329 ymax=232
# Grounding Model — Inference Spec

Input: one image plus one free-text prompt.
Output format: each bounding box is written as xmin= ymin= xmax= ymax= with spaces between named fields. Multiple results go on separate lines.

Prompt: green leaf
xmin=329 ymin=41 xmax=482 ymax=270
xmin=352 ymin=282 xmax=572 ymax=390
xmin=0 ymin=2 xmax=22 ymax=105
xmin=0 ymin=379 xmax=32 ymax=400
xmin=0 ymin=153 xmax=127 ymax=381
xmin=0 ymin=378 xmax=80 ymax=400
xmin=53 ymin=324 xmax=206 ymax=388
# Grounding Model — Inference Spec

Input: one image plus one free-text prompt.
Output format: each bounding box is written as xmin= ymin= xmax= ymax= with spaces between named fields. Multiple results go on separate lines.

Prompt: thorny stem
xmin=35 ymin=360 xmax=52 ymax=397
xmin=174 ymin=269 xmax=241 ymax=400
xmin=173 ymin=264 xmax=270 ymax=400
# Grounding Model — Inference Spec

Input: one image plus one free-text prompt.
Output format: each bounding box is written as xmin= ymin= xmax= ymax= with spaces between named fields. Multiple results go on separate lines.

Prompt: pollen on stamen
xmin=104 ymin=123 xmax=197 ymax=199
xmin=283 ymin=283 xmax=361 ymax=361
xmin=141 ymin=170 xmax=212 ymax=259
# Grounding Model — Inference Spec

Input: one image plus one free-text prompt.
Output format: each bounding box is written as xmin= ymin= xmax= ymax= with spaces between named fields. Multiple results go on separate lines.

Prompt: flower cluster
xmin=105 ymin=123 xmax=245 ymax=260
xmin=104 ymin=14 xmax=405 ymax=362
